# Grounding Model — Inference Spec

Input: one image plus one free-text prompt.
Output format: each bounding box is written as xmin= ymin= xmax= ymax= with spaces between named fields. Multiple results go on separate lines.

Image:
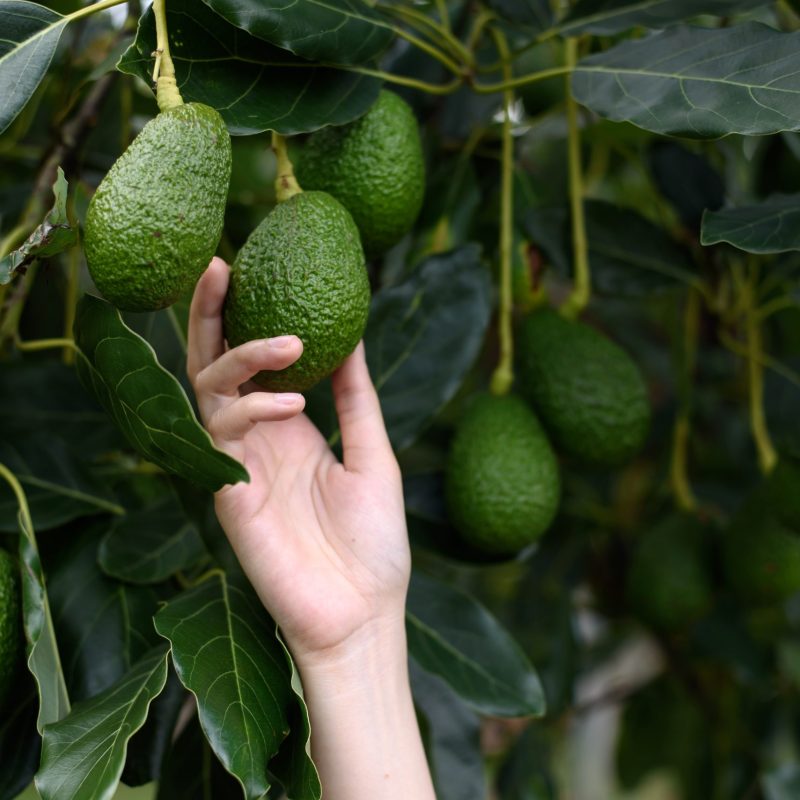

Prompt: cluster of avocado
xmin=83 ymin=90 xmax=425 ymax=390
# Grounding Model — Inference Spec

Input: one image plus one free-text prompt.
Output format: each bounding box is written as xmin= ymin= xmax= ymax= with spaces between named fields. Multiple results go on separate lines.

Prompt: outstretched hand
xmin=187 ymin=257 xmax=410 ymax=667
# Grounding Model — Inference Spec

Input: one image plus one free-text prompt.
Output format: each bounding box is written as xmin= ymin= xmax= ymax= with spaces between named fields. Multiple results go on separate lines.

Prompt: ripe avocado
xmin=0 ymin=549 xmax=20 ymax=710
xmin=223 ymin=191 xmax=370 ymax=392
xmin=517 ymin=308 xmax=650 ymax=465
xmin=84 ymin=102 xmax=232 ymax=312
xmin=296 ymin=90 xmax=425 ymax=256
xmin=445 ymin=394 xmax=561 ymax=555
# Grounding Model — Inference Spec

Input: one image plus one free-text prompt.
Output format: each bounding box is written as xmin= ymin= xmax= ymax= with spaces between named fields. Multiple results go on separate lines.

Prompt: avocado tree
xmin=3 ymin=0 xmax=800 ymax=798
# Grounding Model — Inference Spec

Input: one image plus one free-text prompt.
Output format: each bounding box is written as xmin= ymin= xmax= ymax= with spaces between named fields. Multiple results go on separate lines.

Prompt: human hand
xmin=187 ymin=258 xmax=410 ymax=669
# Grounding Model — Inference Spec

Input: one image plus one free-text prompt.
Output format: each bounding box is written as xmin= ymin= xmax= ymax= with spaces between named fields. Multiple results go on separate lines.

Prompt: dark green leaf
xmin=701 ymin=194 xmax=800 ymax=253
xmin=0 ymin=681 xmax=40 ymax=800
xmin=200 ymin=0 xmax=394 ymax=65
xmin=155 ymin=575 xmax=293 ymax=799
xmin=764 ymin=765 xmax=800 ymax=800
xmin=406 ymin=572 xmax=545 ymax=717
xmin=573 ymin=23 xmax=800 ymax=138
xmin=560 ymin=0 xmax=767 ymax=36
xmin=117 ymin=0 xmax=381 ymax=136
xmin=486 ymin=0 xmax=553 ymax=31
xmin=0 ymin=167 xmax=77 ymax=283
xmin=98 ymin=494 xmax=206 ymax=584
xmin=0 ymin=1 xmax=66 ymax=135
xmin=36 ymin=646 xmax=170 ymax=800
xmin=74 ymin=294 xmax=248 ymax=492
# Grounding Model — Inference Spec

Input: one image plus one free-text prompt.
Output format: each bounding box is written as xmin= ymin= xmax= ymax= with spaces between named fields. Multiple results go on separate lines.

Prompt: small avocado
xmin=296 ymin=90 xmax=425 ymax=256
xmin=223 ymin=191 xmax=370 ymax=392
xmin=517 ymin=308 xmax=650 ymax=465
xmin=0 ymin=549 xmax=20 ymax=710
xmin=445 ymin=394 xmax=561 ymax=555
xmin=84 ymin=102 xmax=232 ymax=312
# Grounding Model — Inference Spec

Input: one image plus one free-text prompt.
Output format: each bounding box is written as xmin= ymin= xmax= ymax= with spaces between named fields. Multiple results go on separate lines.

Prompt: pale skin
xmin=187 ymin=257 xmax=437 ymax=800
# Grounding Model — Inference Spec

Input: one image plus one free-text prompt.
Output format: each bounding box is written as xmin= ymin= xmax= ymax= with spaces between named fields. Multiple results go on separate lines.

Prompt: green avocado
xmin=445 ymin=394 xmax=561 ymax=555
xmin=223 ymin=191 xmax=370 ymax=392
xmin=628 ymin=514 xmax=713 ymax=630
xmin=0 ymin=549 xmax=20 ymax=710
xmin=84 ymin=102 xmax=232 ymax=312
xmin=296 ymin=90 xmax=425 ymax=256
xmin=517 ymin=308 xmax=650 ymax=465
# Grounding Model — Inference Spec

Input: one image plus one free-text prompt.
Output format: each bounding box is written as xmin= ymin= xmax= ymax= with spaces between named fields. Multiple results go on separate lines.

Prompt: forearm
xmin=297 ymin=614 xmax=436 ymax=800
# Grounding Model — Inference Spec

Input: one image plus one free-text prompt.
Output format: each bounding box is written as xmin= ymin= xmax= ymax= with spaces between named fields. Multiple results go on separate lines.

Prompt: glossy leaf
xmin=117 ymin=0 xmax=381 ymax=136
xmin=560 ymin=0 xmax=767 ymax=36
xmin=98 ymin=494 xmax=206 ymax=584
xmin=74 ymin=295 xmax=249 ymax=492
xmin=406 ymin=572 xmax=545 ymax=717
xmin=200 ymin=0 xmax=394 ymax=65
xmin=572 ymin=23 xmax=800 ymax=138
xmin=155 ymin=575 xmax=294 ymax=799
xmin=701 ymin=194 xmax=800 ymax=254
xmin=763 ymin=765 xmax=800 ymax=800
xmin=0 ymin=682 xmax=40 ymax=800
xmin=0 ymin=1 xmax=65 ymax=135
xmin=36 ymin=646 xmax=170 ymax=800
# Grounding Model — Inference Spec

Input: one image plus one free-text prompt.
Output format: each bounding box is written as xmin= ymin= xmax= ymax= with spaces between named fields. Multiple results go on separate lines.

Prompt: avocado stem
xmin=152 ymin=0 xmax=184 ymax=112
xmin=271 ymin=132 xmax=303 ymax=203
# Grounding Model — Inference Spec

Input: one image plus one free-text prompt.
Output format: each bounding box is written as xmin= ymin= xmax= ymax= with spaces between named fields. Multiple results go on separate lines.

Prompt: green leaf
xmin=154 ymin=574 xmax=294 ymax=800
xmin=559 ymin=0 xmax=767 ymax=36
xmin=36 ymin=646 xmax=170 ymax=800
xmin=0 ymin=682 xmax=40 ymax=800
xmin=98 ymin=494 xmax=207 ymax=584
xmin=0 ymin=1 xmax=66 ymax=135
xmin=406 ymin=572 xmax=545 ymax=718
xmin=572 ymin=23 xmax=800 ymax=138
xmin=117 ymin=0 xmax=381 ymax=136
xmin=200 ymin=0 xmax=394 ymax=65
xmin=486 ymin=0 xmax=554 ymax=30
xmin=0 ymin=167 xmax=77 ymax=284
xmin=74 ymin=294 xmax=249 ymax=492
xmin=701 ymin=194 xmax=800 ymax=254
xmin=763 ymin=765 xmax=800 ymax=800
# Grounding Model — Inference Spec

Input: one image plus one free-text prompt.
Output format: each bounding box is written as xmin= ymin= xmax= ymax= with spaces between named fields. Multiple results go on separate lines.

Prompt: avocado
xmin=765 ymin=458 xmax=800 ymax=531
xmin=223 ymin=191 xmax=370 ymax=392
xmin=296 ymin=90 xmax=425 ymax=256
xmin=445 ymin=394 xmax=560 ymax=555
xmin=0 ymin=549 xmax=20 ymax=710
xmin=628 ymin=513 xmax=713 ymax=630
xmin=517 ymin=308 xmax=650 ymax=465
xmin=84 ymin=102 xmax=232 ymax=312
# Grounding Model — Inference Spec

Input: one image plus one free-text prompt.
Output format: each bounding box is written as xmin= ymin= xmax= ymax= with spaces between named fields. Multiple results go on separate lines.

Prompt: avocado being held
xmin=84 ymin=102 xmax=231 ymax=312
xmin=0 ymin=549 xmax=20 ymax=710
xmin=445 ymin=394 xmax=561 ymax=555
xmin=518 ymin=308 xmax=650 ymax=465
xmin=296 ymin=90 xmax=425 ymax=256
xmin=223 ymin=191 xmax=370 ymax=392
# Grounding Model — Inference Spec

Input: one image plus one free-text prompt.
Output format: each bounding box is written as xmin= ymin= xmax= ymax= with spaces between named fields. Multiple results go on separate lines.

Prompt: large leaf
xmin=0 ymin=1 xmax=65 ymax=135
xmin=154 ymin=574 xmax=294 ymax=800
xmin=98 ymin=494 xmax=206 ymax=585
xmin=559 ymin=0 xmax=768 ymax=36
xmin=36 ymin=646 xmax=170 ymax=800
xmin=486 ymin=0 xmax=554 ymax=31
xmin=572 ymin=23 xmax=800 ymax=138
xmin=701 ymin=194 xmax=800 ymax=254
xmin=0 ymin=681 xmax=40 ymax=800
xmin=117 ymin=0 xmax=381 ymax=136
xmin=74 ymin=294 xmax=248 ymax=492
xmin=200 ymin=0 xmax=393 ymax=65
xmin=406 ymin=572 xmax=545 ymax=718
xmin=763 ymin=766 xmax=800 ymax=800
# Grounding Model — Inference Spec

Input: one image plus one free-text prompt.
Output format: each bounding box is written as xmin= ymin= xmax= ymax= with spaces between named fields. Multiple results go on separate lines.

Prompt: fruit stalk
xmin=152 ymin=0 xmax=183 ymax=112
xmin=271 ymin=132 xmax=302 ymax=203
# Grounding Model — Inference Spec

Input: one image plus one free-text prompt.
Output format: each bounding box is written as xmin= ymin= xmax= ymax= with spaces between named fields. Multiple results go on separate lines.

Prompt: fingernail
xmin=267 ymin=335 xmax=294 ymax=348
xmin=275 ymin=393 xmax=303 ymax=405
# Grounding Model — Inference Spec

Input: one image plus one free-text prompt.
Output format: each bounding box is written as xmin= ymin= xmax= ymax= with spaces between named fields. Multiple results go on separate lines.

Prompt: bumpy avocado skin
xmin=445 ymin=394 xmax=561 ymax=555
xmin=84 ymin=102 xmax=232 ymax=312
xmin=223 ymin=191 xmax=370 ymax=392
xmin=0 ymin=549 xmax=20 ymax=710
xmin=518 ymin=308 xmax=650 ymax=466
xmin=296 ymin=90 xmax=425 ymax=256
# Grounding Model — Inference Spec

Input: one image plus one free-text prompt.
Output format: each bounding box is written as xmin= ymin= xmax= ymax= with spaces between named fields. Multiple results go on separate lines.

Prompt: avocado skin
xmin=445 ymin=394 xmax=561 ymax=555
xmin=0 ymin=549 xmax=20 ymax=710
xmin=223 ymin=191 xmax=370 ymax=392
xmin=84 ymin=102 xmax=231 ymax=312
xmin=296 ymin=90 xmax=425 ymax=256
xmin=518 ymin=308 xmax=650 ymax=465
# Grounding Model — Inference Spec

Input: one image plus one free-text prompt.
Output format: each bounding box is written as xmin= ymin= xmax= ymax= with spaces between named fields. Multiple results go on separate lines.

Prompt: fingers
xmin=187 ymin=257 xmax=229 ymax=385
xmin=331 ymin=342 xmax=397 ymax=475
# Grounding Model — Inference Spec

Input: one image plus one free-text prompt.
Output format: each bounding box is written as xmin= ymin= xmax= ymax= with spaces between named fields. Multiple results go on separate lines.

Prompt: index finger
xmin=187 ymin=257 xmax=230 ymax=383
